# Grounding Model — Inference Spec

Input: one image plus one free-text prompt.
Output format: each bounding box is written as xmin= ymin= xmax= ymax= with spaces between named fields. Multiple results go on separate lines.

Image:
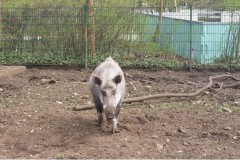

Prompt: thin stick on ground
xmin=72 ymin=75 xmax=240 ymax=111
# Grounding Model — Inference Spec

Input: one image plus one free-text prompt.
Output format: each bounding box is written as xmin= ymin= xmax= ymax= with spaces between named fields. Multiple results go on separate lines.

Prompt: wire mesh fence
xmin=0 ymin=5 xmax=240 ymax=70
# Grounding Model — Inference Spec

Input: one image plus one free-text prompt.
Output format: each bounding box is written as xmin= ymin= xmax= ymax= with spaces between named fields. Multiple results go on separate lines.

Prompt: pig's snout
xmin=106 ymin=112 xmax=115 ymax=121
xmin=105 ymin=106 xmax=116 ymax=121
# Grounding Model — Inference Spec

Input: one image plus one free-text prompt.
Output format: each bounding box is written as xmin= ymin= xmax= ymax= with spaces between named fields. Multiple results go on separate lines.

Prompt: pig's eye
xmin=102 ymin=91 xmax=107 ymax=96
xmin=112 ymin=90 xmax=116 ymax=95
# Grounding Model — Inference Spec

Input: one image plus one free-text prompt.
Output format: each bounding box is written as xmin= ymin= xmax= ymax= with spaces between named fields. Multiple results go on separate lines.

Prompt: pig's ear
xmin=93 ymin=75 xmax=102 ymax=86
xmin=113 ymin=75 xmax=122 ymax=84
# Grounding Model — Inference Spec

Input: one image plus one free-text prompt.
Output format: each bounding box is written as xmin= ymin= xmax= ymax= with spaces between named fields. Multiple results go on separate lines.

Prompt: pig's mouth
xmin=106 ymin=116 xmax=114 ymax=122
xmin=106 ymin=113 xmax=115 ymax=123
xmin=107 ymin=118 xmax=114 ymax=124
xmin=105 ymin=107 xmax=115 ymax=121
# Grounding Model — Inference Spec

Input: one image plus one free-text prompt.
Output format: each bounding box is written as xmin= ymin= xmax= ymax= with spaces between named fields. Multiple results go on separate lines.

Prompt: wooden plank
xmin=0 ymin=66 xmax=27 ymax=77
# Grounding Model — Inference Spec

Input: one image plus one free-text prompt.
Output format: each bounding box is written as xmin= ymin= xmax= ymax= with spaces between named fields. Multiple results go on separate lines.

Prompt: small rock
xmin=204 ymin=91 xmax=209 ymax=95
xmin=125 ymin=72 xmax=132 ymax=77
xmin=183 ymin=142 xmax=189 ymax=146
xmin=56 ymin=101 xmax=63 ymax=105
xmin=233 ymin=136 xmax=238 ymax=140
xmin=187 ymin=81 xmax=196 ymax=85
xmin=202 ymin=131 xmax=209 ymax=136
xmin=121 ymin=138 xmax=129 ymax=147
xmin=0 ymin=88 xmax=3 ymax=92
xmin=41 ymin=78 xmax=56 ymax=84
xmin=145 ymin=85 xmax=152 ymax=90
xmin=133 ymin=86 xmax=137 ymax=91
xmin=196 ymin=100 xmax=202 ymax=104
xmin=152 ymin=135 xmax=159 ymax=139
xmin=237 ymin=130 xmax=240 ymax=136
xmin=48 ymin=78 xmax=57 ymax=83
xmin=165 ymin=132 xmax=173 ymax=136
xmin=224 ymin=127 xmax=231 ymax=130
xmin=136 ymin=116 xmax=148 ymax=124
xmin=149 ymin=104 xmax=155 ymax=108
xmin=41 ymin=79 xmax=48 ymax=84
xmin=155 ymin=143 xmax=164 ymax=151
xmin=31 ymin=154 xmax=39 ymax=158
xmin=233 ymin=101 xmax=239 ymax=105
xmin=177 ymin=80 xmax=185 ymax=84
xmin=81 ymin=95 xmax=89 ymax=99
xmin=129 ymin=82 xmax=137 ymax=91
xmin=0 ymin=124 xmax=4 ymax=129
xmin=82 ymin=78 xmax=88 ymax=82
xmin=222 ymin=107 xmax=232 ymax=113
xmin=178 ymin=127 xmax=187 ymax=133
xmin=121 ymin=143 xmax=127 ymax=147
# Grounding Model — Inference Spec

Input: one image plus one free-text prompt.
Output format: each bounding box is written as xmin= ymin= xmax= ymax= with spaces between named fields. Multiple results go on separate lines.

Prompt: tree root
xmin=72 ymin=75 xmax=240 ymax=111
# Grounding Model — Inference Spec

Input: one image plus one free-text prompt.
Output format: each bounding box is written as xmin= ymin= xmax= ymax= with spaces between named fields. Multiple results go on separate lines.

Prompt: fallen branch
xmin=72 ymin=75 xmax=240 ymax=111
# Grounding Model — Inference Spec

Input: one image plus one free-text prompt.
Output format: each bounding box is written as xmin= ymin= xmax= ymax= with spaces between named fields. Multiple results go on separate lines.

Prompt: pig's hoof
xmin=97 ymin=122 xmax=101 ymax=127
xmin=97 ymin=121 xmax=103 ymax=128
xmin=112 ymin=128 xmax=120 ymax=134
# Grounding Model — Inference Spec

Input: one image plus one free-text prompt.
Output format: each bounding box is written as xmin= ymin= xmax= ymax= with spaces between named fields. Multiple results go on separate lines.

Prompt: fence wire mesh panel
xmin=0 ymin=6 xmax=86 ymax=66
xmin=0 ymin=5 xmax=240 ymax=70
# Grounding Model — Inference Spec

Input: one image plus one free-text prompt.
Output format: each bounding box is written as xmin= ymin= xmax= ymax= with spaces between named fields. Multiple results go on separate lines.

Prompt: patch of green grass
xmin=57 ymin=152 xmax=65 ymax=159
xmin=234 ymin=106 xmax=240 ymax=112
xmin=217 ymin=106 xmax=225 ymax=112
xmin=0 ymin=51 xmax=85 ymax=66
xmin=5 ymin=98 xmax=14 ymax=108
xmin=216 ymin=104 xmax=235 ymax=113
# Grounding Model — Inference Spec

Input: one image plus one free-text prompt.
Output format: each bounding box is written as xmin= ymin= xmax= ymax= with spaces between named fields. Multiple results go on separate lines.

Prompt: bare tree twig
xmin=72 ymin=75 xmax=240 ymax=111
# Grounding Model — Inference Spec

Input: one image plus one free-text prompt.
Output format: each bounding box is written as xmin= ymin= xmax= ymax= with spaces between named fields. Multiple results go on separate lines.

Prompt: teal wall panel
xmin=144 ymin=13 xmax=238 ymax=64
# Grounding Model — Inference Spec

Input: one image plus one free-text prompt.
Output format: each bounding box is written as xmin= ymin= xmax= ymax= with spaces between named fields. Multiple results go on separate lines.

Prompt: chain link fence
xmin=0 ymin=5 xmax=240 ymax=70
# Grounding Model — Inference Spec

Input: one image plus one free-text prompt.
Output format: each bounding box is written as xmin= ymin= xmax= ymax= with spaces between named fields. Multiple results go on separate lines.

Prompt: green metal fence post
xmin=84 ymin=4 xmax=88 ymax=69
xmin=189 ymin=5 xmax=193 ymax=72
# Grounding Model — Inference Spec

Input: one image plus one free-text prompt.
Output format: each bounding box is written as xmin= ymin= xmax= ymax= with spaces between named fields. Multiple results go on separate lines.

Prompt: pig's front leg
xmin=97 ymin=112 xmax=104 ymax=127
xmin=111 ymin=118 xmax=119 ymax=133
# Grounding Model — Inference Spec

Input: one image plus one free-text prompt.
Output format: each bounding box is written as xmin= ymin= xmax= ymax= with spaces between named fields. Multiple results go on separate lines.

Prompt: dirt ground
xmin=0 ymin=67 xmax=240 ymax=159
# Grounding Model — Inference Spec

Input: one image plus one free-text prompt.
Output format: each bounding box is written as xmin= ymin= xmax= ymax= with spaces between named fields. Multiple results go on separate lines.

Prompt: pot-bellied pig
xmin=89 ymin=57 xmax=125 ymax=133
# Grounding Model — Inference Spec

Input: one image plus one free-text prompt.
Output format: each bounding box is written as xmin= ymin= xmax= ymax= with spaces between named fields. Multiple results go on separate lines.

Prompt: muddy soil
xmin=0 ymin=68 xmax=240 ymax=159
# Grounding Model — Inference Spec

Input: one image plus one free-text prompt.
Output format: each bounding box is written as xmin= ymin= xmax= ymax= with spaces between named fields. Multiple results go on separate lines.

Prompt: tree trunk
xmin=87 ymin=0 xmax=96 ymax=56
xmin=0 ymin=0 xmax=2 ymax=43
xmin=152 ymin=0 xmax=164 ymax=43
xmin=236 ymin=15 xmax=240 ymax=63
xmin=225 ymin=11 xmax=234 ymax=62
xmin=173 ymin=0 xmax=177 ymax=12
